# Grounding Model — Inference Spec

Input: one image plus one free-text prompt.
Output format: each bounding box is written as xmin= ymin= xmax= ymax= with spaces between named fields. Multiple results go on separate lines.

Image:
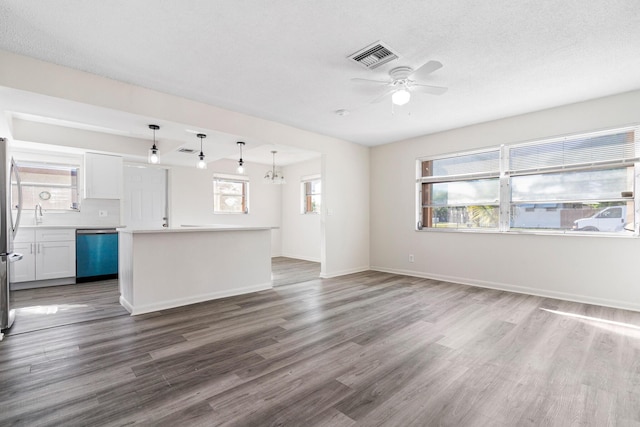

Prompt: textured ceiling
xmin=1 ymin=0 xmax=639 ymax=147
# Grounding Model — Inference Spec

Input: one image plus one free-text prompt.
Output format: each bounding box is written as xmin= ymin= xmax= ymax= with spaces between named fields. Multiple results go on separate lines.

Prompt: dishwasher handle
xmin=76 ymin=229 xmax=118 ymax=235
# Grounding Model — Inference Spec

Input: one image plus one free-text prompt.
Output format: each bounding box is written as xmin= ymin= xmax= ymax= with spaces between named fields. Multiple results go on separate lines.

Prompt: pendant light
xmin=196 ymin=133 xmax=207 ymax=169
xmin=264 ymin=150 xmax=285 ymax=184
xmin=236 ymin=141 xmax=245 ymax=174
xmin=148 ymin=124 xmax=160 ymax=164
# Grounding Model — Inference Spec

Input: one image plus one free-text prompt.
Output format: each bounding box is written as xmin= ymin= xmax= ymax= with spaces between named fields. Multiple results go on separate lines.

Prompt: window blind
xmin=508 ymin=129 xmax=638 ymax=175
xmin=212 ymin=173 xmax=249 ymax=182
xmin=418 ymin=149 xmax=500 ymax=183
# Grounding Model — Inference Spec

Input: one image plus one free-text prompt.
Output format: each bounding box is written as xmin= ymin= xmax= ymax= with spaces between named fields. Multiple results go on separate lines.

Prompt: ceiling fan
xmin=351 ymin=60 xmax=447 ymax=106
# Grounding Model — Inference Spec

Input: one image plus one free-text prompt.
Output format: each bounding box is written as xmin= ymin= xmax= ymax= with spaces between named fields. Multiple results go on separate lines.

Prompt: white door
xmin=123 ymin=166 xmax=168 ymax=230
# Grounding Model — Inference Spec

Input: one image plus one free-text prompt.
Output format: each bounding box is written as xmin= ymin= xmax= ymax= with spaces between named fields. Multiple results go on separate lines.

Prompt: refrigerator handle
xmin=10 ymin=158 xmax=22 ymax=239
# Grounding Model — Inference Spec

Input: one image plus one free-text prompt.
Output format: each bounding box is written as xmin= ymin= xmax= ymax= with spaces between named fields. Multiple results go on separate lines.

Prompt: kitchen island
xmin=118 ymin=226 xmax=272 ymax=315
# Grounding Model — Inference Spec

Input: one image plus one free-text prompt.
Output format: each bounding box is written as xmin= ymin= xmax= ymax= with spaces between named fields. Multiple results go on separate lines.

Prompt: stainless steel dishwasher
xmin=76 ymin=229 xmax=118 ymax=283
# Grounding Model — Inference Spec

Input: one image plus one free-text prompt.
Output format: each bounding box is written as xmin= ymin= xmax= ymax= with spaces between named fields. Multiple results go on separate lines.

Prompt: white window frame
xmin=416 ymin=147 xmax=501 ymax=231
xmin=14 ymin=160 xmax=81 ymax=212
xmin=416 ymin=125 xmax=640 ymax=236
xmin=213 ymin=173 xmax=249 ymax=215
xmin=301 ymin=174 xmax=321 ymax=214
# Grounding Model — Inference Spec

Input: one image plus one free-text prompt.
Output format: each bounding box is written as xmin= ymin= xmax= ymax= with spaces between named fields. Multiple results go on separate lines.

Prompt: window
xmin=417 ymin=126 xmax=639 ymax=234
xmin=213 ymin=174 xmax=249 ymax=214
xmin=302 ymin=176 xmax=321 ymax=214
xmin=13 ymin=162 xmax=80 ymax=211
xmin=418 ymin=150 xmax=500 ymax=229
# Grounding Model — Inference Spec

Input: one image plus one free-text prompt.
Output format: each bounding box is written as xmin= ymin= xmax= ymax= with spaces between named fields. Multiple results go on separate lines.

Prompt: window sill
xmin=415 ymin=227 xmax=637 ymax=238
xmin=213 ymin=212 xmax=248 ymax=215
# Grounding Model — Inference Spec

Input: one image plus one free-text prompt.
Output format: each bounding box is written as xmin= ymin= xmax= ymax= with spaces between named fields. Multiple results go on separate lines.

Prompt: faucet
xmin=35 ymin=203 xmax=43 ymax=225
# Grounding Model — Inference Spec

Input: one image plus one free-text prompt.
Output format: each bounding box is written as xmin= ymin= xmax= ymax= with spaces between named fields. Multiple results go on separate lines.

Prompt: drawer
xmin=14 ymin=228 xmax=35 ymax=243
xmin=35 ymin=228 xmax=76 ymax=242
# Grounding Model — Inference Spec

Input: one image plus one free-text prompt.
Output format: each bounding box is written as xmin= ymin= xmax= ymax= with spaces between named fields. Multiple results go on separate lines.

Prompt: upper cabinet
xmin=84 ymin=153 xmax=123 ymax=199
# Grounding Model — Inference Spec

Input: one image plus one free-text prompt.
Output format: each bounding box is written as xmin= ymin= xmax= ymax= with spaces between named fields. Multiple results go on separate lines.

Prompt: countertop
xmin=121 ymin=225 xmax=276 ymax=234
xmin=20 ymin=225 xmax=126 ymax=229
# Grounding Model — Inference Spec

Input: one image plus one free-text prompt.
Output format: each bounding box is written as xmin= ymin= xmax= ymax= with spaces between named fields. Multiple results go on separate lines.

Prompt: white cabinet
xmin=11 ymin=228 xmax=76 ymax=283
xmin=11 ymin=241 xmax=36 ymax=282
xmin=35 ymin=240 xmax=76 ymax=280
xmin=84 ymin=153 xmax=123 ymax=199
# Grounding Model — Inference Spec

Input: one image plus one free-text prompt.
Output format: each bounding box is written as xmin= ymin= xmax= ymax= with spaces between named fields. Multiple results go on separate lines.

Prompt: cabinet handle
xmin=30 ymin=243 xmax=33 ymax=254
xmin=37 ymin=243 xmax=41 ymax=254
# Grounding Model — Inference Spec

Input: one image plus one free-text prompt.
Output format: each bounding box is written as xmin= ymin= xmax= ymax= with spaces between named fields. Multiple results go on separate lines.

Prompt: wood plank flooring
xmin=1 ymin=257 xmax=640 ymax=426
xmin=7 ymin=280 xmax=127 ymax=335
xmin=271 ymin=256 xmax=320 ymax=286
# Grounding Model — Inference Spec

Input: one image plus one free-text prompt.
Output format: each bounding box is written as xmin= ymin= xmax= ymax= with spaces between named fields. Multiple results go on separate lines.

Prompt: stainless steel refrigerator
xmin=0 ymin=137 xmax=23 ymax=333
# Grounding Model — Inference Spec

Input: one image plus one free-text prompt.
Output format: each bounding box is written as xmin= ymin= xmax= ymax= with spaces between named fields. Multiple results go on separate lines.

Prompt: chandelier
xmin=264 ymin=150 xmax=285 ymax=184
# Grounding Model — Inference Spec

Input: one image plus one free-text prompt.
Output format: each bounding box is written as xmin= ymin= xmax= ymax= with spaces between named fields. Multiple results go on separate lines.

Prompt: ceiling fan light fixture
xmin=353 ymin=61 xmax=447 ymax=107
xmin=392 ymin=88 xmax=411 ymax=106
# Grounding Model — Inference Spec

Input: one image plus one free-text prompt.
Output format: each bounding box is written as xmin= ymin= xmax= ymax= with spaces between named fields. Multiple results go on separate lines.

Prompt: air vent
xmin=348 ymin=41 xmax=399 ymax=69
xmin=178 ymin=148 xmax=197 ymax=154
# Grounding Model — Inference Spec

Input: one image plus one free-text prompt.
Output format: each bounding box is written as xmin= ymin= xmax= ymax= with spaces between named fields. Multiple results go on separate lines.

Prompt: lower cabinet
xmin=11 ymin=241 xmax=37 ymax=282
xmin=11 ymin=228 xmax=76 ymax=283
xmin=36 ymin=240 xmax=76 ymax=280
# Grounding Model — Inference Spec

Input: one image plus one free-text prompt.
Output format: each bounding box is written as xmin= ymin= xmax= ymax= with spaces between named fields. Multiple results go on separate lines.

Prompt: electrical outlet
xmin=409 ymin=254 xmax=414 ymax=263
xmin=99 ymin=210 xmax=108 ymax=217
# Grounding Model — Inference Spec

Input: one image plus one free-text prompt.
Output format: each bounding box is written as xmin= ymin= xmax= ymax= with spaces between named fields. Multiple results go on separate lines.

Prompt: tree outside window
xmin=213 ymin=176 xmax=248 ymax=214
xmin=302 ymin=177 xmax=321 ymax=214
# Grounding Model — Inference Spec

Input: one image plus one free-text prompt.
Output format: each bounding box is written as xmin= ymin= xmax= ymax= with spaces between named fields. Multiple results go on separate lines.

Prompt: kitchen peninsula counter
xmin=20 ymin=225 xmax=126 ymax=229
xmin=118 ymin=226 xmax=273 ymax=315
xmin=126 ymin=225 xmax=272 ymax=233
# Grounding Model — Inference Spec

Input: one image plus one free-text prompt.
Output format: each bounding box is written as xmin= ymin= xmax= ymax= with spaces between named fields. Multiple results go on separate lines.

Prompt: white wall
xmin=281 ymin=158 xmax=321 ymax=262
xmin=322 ymin=141 xmax=370 ymax=277
xmin=170 ymin=158 xmax=282 ymax=255
xmin=370 ymin=89 xmax=640 ymax=311
xmin=0 ymin=50 xmax=370 ymax=278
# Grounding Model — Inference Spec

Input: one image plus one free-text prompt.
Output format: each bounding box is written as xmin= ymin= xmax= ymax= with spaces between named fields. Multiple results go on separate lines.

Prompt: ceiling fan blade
xmin=411 ymin=84 xmax=448 ymax=96
xmin=411 ymin=60 xmax=443 ymax=80
xmin=370 ymin=88 xmax=396 ymax=104
xmin=351 ymin=77 xmax=391 ymax=85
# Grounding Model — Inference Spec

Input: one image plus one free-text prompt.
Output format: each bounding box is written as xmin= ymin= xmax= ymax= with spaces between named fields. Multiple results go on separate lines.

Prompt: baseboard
xmin=10 ymin=277 xmax=76 ymax=290
xmin=119 ymin=295 xmax=134 ymax=314
xmin=320 ymin=265 xmax=370 ymax=279
xmin=279 ymin=253 xmax=321 ymax=263
xmin=370 ymin=266 xmax=640 ymax=313
xmin=125 ymin=282 xmax=273 ymax=316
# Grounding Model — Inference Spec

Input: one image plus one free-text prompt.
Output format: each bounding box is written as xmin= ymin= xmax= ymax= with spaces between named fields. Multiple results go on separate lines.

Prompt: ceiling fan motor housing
xmin=389 ymin=66 xmax=414 ymax=81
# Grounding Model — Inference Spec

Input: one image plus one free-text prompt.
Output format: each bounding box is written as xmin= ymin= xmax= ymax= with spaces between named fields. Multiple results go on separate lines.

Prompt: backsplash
xmin=22 ymin=199 xmax=121 ymax=227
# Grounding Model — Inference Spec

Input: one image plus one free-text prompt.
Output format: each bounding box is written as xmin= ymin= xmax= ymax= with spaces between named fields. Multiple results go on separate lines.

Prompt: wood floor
xmin=7 ymin=279 xmax=127 ymax=335
xmin=271 ymin=256 xmax=320 ymax=287
xmin=1 ymin=257 xmax=640 ymax=426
